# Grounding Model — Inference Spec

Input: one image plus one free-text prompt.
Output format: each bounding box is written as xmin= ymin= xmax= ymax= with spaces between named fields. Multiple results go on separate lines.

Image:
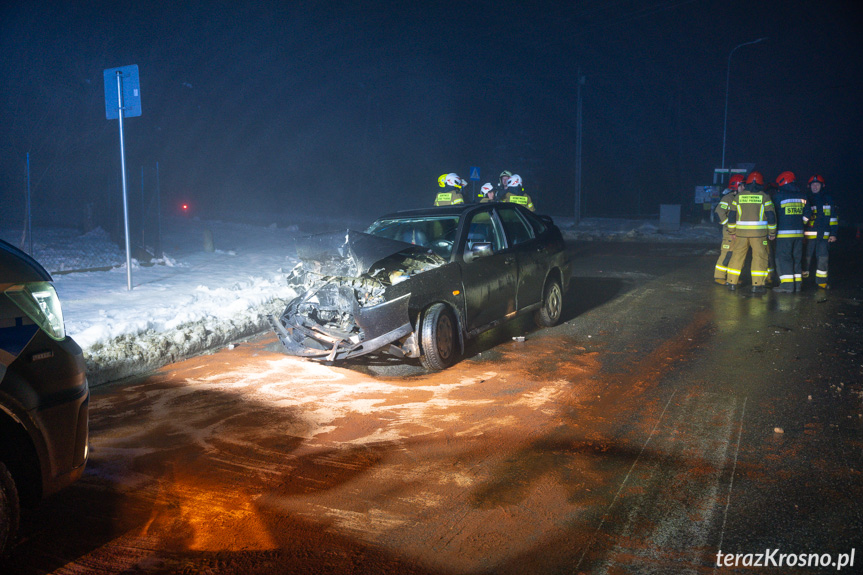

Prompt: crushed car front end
xmin=270 ymin=230 xmax=446 ymax=361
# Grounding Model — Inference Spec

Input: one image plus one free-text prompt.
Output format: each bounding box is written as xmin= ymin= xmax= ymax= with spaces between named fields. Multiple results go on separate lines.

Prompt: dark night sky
xmin=2 ymin=0 xmax=862 ymax=229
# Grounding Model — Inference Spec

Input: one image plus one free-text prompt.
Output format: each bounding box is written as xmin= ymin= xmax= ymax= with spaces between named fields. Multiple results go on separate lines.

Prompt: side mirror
xmin=463 ymin=243 xmax=492 ymax=263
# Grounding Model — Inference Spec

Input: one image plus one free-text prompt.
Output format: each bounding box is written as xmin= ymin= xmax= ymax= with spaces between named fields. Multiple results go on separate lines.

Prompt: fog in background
xmin=2 ymin=0 xmax=862 ymax=232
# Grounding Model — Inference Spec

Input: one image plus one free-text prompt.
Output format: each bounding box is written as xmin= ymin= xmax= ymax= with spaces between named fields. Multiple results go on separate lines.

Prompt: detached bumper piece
xmin=270 ymin=293 xmax=412 ymax=361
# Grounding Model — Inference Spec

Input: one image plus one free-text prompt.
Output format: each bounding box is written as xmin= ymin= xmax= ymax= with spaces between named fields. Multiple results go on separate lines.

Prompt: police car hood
xmin=0 ymin=239 xmax=52 ymax=283
xmin=295 ymin=229 xmax=436 ymax=277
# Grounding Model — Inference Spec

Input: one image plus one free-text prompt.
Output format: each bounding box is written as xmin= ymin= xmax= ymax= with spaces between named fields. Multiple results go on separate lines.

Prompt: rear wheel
xmin=535 ymin=277 xmax=563 ymax=328
xmin=0 ymin=461 xmax=20 ymax=556
xmin=419 ymin=304 xmax=458 ymax=370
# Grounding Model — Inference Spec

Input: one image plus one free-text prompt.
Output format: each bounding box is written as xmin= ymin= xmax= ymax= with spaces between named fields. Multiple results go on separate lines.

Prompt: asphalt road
xmin=4 ymin=239 xmax=862 ymax=575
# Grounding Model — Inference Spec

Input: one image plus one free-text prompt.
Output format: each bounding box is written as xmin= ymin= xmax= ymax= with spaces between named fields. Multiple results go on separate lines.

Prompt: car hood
xmin=295 ymin=229 xmax=433 ymax=277
xmin=0 ymin=239 xmax=52 ymax=283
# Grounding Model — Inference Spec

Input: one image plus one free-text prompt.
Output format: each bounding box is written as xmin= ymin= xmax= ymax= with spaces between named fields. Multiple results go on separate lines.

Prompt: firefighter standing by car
xmin=495 ymin=170 xmax=512 ymax=196
xmin=434 ymin=173 xmax=467 ymax=206
xmin=803 ymin=174 xmax=837 ymax=288
xmin=725 ymin=171 xmax=776 ymax=293
xmin=479 ymin=182 xmax=496 ymax=203
xmin=772 ymin=171 xmax=810 ymax=293
xmin=502 ymin=174 xmax=536 ymax=211
xmin=714 ymin=174 xmax=744 ymax=285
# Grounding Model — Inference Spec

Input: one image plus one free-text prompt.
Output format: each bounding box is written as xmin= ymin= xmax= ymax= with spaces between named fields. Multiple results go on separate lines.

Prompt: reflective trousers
xmin=727 ymin=235 xmax=769 ymax=286
xmin=804 ymin=238 xmax=830 ymax=285
xmin=714 ymin=230 xmax=733 ymax=282
xmin=775 ymin=237 xmax=804 ymax=288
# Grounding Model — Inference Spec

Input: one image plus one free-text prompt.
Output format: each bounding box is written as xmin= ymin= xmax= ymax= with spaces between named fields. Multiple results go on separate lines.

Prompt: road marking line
xmin=575 ymin=389 xmax=678 ymax=570
xmin=713 ymin=396 xmax=747 ymax=575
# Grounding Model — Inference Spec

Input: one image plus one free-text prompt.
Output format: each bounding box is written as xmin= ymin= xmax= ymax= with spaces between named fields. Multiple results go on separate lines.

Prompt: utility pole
xmin=574 ymin=69 xmax=586 ymax=224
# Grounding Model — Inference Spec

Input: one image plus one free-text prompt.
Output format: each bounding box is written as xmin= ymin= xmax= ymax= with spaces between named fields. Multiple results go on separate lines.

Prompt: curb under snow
xmin=83 ymin=296 xmax=291 ymax=387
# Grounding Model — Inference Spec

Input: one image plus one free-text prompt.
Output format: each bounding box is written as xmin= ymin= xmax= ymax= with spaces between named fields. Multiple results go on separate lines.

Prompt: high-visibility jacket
xmin=434 ymin=189 xmax=464 ymax=206
xmin=773 ymin=183 xmax=810 ymax=239
xmin=715 ymin=189 xmax=737 ymax=232
xmin=503 ymin=191 xmax=535 ymax=211
xmin=728 ymin=186 xmax=776 ymax=237
xmin=804 ymin=192 xmax=838 ymax=240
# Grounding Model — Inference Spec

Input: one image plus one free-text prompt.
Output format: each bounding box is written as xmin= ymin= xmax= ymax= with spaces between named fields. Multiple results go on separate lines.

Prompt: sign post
xmin=469 ymin=166 xmax=480 ymax=201
xmin=103 ymin=65 xmax=141 ymax=290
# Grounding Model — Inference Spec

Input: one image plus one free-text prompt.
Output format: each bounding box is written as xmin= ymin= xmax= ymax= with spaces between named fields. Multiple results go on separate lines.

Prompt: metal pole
xmin=26 ymin=152 xmax=32 ymax=254
xmin=574 ymin=69 xmax=584 ymax=224
xmin=117 ymin=71 xmax=132 ymax=290
xmin=721 ymin=37 xmax=766 ymax=175
xmin=155 ymin=161 xmax=162 ymax=257
xmin=141 ymin=165 xmax=145 ymax=247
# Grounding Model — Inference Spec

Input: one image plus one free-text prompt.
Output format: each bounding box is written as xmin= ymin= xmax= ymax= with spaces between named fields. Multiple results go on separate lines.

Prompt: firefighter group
xmin=714 ymin=171 xmax=837 ymax=293
xmin=433 ymin=170 xmax=535 ymax=211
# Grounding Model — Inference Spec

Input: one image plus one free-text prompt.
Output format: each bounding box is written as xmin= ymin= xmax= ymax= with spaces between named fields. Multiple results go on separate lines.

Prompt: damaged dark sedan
xmin=270 ymin=203 xmax=571 ymax=370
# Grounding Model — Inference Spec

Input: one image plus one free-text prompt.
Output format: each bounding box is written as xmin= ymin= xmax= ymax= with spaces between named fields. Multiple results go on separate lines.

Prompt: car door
xmin=496 ymin=205 xmax=545 ymax=310
xmin=458 ymin=208 xmax=518 ymax=334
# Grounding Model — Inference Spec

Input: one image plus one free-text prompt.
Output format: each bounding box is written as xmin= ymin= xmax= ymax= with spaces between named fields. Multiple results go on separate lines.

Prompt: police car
xmin=0 ymin=240 xmax=89 ymax=554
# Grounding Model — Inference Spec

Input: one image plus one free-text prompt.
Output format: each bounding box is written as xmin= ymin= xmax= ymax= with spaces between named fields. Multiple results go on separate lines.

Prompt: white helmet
xmin=445 ymin=173 xmax=465 ymax=188
xmin=507 ymin=174 xmax=522 ymax=188
xmin=480 ymin=182 xmax=494 ymax=194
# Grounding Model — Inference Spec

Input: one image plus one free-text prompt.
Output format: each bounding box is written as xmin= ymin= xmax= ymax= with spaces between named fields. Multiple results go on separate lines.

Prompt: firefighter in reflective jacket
xmin=726 ymin=171 xmax=776 ymax=293
xmin=714 ymin=174 xmax=744 ymax=284
xmin=502 ymin=174 xmax=535 ymax=211
xmin=772 ymin=171 xmax=810 ymax=293
xmin=434 ymin=173 xmax=466 ymax=206
xmin=803 ymin=174 xmax=837 ymax=288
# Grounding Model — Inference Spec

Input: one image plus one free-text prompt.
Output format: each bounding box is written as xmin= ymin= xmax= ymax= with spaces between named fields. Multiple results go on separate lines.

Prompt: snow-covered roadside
xmin=47 ymin=218 xmax=307 ymax=386
xmin=4 ymin=213 xmax=722 ymax=387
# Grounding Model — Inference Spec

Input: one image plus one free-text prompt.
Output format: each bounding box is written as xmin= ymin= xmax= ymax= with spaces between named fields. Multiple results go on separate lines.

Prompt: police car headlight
xmin=5 ymin=282 xmax=66 ymax=341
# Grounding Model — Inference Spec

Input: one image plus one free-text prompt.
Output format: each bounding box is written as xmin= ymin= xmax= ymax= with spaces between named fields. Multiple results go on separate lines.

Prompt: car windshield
xmin=366 ymin=215 xmax=460 ymax=258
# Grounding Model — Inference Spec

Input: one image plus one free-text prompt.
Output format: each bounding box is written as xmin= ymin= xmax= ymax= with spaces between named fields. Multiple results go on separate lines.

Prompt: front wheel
xmin=535 ymin=278 xmax=563 ymax=328
xmin=419 ymin=303 xmax=458 ymax=370
xmin=0 ymin=461 xmax=20 ymax=556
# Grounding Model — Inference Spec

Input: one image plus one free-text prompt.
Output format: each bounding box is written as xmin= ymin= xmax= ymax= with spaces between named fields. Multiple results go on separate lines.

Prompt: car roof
xmin=373 ymin=202 xmax=513 ymax=221
xmin=0 ymin=239 xmax=52 ymax=283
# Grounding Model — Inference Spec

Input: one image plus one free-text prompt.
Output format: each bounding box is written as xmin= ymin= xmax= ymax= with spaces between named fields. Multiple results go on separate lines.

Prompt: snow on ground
xmin=2 ymin=214 xmax=720 ymax=386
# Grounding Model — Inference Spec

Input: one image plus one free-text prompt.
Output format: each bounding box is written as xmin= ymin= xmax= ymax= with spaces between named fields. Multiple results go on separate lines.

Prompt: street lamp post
xmin=721 ymin=37 xmax=767 ymax=176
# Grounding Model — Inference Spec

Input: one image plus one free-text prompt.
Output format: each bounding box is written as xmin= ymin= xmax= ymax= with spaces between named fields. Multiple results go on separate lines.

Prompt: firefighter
xmin=495 ymin=170 xmax=512 ymax=196
xmin=803 ymin=174 xmax=837 ymax=288
xmin=772 ymin=171 xmax=810 ymax=293
xmin=502 ymin=174 xmax=535 ymax=211
xmin=434 ymin=173 xmax=466 ymax=206
xmin=725 ymin=171 xmax=776 ymax=293
xmin=714 ymin=174 xmax=744 ymax=285
xmin=479 ymin=182 xmax=496 ymax=203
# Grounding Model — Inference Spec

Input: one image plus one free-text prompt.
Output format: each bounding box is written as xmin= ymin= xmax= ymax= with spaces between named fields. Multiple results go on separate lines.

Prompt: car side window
xmin=497 ymin=207 xmax=535 ymax=246
xmin=465 ymin=211 xmax=504 ymax=252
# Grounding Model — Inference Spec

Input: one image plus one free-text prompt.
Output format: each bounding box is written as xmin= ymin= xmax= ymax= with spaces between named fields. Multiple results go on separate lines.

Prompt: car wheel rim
xmin=437 ymin=315 xmax=454 ymax=359
xmin=548 ymin=285 xmax=562 ymax=319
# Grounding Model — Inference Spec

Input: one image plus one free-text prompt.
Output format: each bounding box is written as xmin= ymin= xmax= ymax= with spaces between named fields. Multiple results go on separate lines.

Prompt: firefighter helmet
xmin=728 ymin=174 xmax=745 ymax=189
xmin=507 ymin=174 xmax=522 ymax=188
xmin=745 ymin=171 xmax=764 ymax=185
xmin=808 ymin=174 xmax=825 ymax=185
xmin=776 ymin=171 xmax=795 ymax=186
xmin=444 ymin=173 xmax=466 ymax=188
xmin=499 ymin=170 xmax=512 ymax=179
xmin=480 ymin=182 xmax=494 ymax=194
xmin=438 ymin=174 xmax=448 ymax=188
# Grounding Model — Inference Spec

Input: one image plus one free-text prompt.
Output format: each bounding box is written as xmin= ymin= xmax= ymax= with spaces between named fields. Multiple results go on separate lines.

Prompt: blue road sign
xmin=104 ymin=65 xmax=142 ymax=119
xmin=469 ymin=167 xmax=480 ymax=181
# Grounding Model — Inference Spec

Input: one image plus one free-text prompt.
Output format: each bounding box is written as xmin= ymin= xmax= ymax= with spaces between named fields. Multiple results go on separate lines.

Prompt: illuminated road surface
xmin=5 ymin=241 xmax=862 ymax=575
